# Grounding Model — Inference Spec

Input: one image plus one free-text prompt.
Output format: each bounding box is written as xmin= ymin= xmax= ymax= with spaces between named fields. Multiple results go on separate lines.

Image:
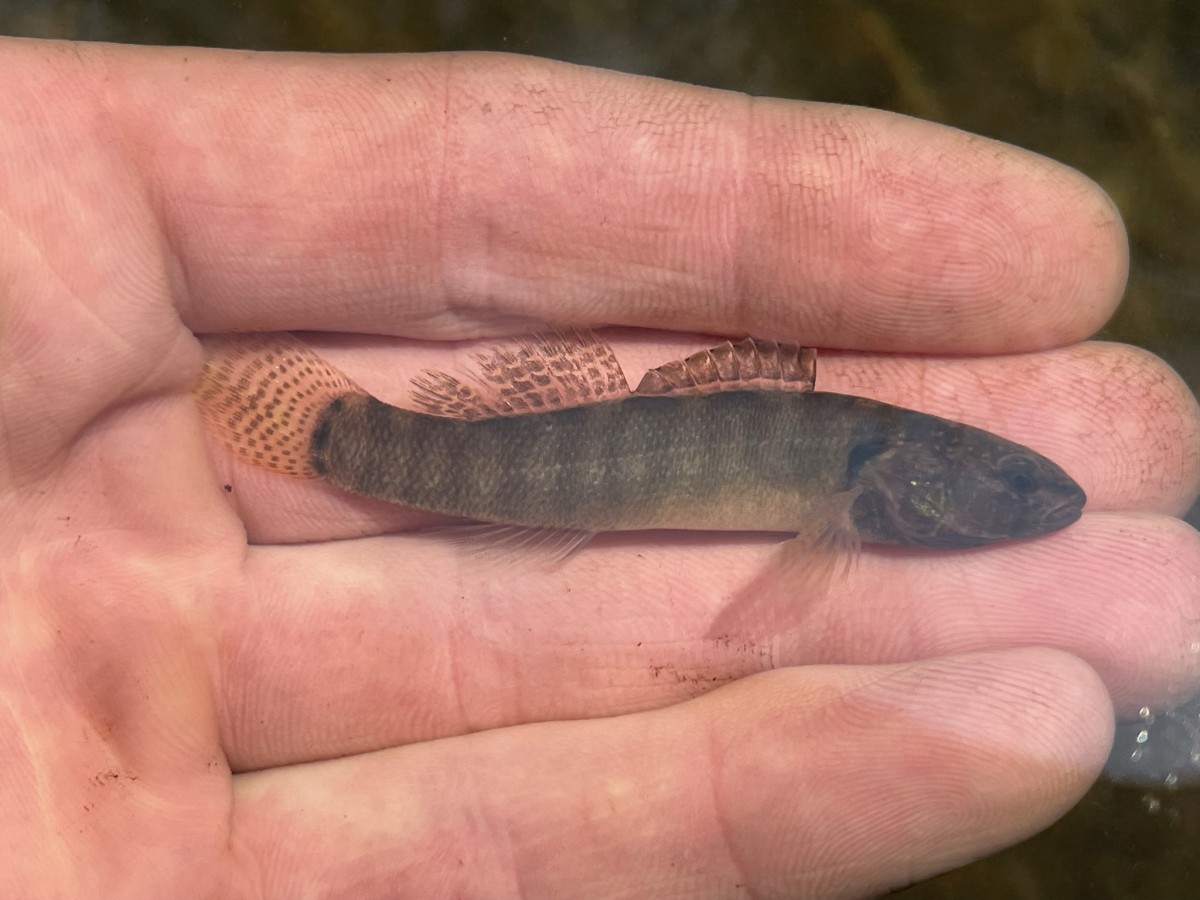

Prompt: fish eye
xmin=847 ymin=435 xmax=891 ymax=480
xmin=1000 ymin=457 xmax=1039 ymax=495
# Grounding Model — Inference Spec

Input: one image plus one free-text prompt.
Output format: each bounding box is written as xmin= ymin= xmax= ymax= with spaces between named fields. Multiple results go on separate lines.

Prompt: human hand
xmin=2 ymin=39 xmax=1196 ymax=898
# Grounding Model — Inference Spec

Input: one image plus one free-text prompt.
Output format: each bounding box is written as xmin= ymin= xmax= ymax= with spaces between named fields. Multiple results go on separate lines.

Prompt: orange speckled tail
xmin=193 ymin=333 xmax=366 ymax=478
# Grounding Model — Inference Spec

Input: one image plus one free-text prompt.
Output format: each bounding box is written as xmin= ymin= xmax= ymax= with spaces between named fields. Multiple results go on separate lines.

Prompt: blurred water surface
xmin=4 ymin=1 xmax=1199 ymax=896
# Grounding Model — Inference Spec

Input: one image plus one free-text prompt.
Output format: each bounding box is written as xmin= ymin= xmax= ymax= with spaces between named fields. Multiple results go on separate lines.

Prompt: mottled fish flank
xmin=193 ymin=330 xmax=1086 ymax=558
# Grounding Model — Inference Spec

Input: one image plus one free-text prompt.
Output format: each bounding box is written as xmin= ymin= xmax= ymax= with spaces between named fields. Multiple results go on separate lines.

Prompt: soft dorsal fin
xmin=409 ymin=328 xmax=631 ymax=419
xmin=408 ymin=371 xmax=503 ymax=421
xmin=194 ymin=333 xmax=366 ymax=478
xmin=635 ymin=338 xmax=817 ymax=396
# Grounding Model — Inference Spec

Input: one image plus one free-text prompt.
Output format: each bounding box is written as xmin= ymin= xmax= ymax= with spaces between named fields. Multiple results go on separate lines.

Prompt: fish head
xmin=845 ymin=417 xmax=1087 ymax=549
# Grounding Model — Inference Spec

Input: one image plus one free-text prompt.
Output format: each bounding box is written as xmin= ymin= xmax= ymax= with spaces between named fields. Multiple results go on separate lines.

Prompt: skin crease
xmin=1 ymin=36 xmax=1199 ymax=900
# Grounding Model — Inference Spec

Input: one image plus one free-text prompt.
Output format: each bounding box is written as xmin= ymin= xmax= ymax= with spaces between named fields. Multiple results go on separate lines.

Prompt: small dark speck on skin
xmin=223 ymin=484 xmax=233 ymax=493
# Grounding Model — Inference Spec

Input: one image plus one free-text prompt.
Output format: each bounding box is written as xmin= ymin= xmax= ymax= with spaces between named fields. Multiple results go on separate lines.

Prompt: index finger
xmin=32 ymin=42 xmax=1126 ymax=350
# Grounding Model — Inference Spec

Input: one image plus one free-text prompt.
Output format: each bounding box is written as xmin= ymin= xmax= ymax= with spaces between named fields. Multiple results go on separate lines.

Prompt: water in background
xmin=5 ymin=1 xmax=1199 ymax=896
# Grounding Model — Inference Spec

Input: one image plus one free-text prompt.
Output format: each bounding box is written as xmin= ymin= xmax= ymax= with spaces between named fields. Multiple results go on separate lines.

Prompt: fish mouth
xmin=1035 ymin=486 xmax=1088 ymax=531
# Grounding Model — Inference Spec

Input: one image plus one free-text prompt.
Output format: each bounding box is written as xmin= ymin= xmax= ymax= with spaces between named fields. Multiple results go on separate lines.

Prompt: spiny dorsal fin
xmin=409 ymin=328 xmax=630 ymax=419
xmin=194 ymin=333 xmax=366 ymax=478
xmin=635 ymin=338 xmax=817 ymax=396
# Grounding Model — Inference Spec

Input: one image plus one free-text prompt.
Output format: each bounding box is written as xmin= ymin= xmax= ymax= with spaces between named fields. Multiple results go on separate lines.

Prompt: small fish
xmin=193 ymin=331 xmax=1085 ymax=567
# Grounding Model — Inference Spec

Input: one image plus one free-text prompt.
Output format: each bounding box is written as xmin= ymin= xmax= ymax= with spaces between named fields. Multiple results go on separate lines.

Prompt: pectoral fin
xmin=705 ymin=490 xmax=861 ymax=639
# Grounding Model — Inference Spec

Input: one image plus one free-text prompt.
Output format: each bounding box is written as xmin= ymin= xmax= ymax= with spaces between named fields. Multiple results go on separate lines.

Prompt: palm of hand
xmin=3 ymin=40 xmax=1198 ymax=900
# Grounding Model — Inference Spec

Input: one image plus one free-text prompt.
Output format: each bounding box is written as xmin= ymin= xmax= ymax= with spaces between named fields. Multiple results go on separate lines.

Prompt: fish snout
xmin=1036 ymin=480 xmax=1087 ymax=531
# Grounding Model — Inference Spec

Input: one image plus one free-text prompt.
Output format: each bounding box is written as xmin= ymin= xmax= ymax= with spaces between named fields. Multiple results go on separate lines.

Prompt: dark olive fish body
xmin=194 ymin=332 xmax=1085 ymax=551
xmin=310 ymin=389 xmax=1085 ymax=548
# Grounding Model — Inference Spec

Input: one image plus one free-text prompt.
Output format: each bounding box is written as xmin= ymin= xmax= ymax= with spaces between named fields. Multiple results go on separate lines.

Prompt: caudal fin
xmin=193 ymin=333 xmax=366 ymax=478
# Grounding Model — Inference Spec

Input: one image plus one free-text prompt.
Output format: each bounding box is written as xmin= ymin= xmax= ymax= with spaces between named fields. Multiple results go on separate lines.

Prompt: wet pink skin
xmin=1 ymin=38 xmax=1196 ymax=900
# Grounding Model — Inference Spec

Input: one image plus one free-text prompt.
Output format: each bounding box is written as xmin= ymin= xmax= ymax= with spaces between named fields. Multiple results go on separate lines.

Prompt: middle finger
xmin=217 ymin=509 xmax=1200 ymax=771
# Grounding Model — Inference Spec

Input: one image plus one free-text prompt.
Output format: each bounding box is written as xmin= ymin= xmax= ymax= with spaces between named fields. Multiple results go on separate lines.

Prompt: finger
xmin=203 ymin=336 xmax=1199 ymax=545
xmin=3 ymin=40 xmax=1124 ymax=350
xmin=217 ymin=513 xmax=1196 ymax=770
xmin=227 ymin=649 xmax=1112 ymax=900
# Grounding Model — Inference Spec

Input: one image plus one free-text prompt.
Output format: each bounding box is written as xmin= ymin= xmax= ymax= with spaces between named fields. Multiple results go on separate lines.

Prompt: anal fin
xmin=430 ymin=523 xmax=595 ymax=567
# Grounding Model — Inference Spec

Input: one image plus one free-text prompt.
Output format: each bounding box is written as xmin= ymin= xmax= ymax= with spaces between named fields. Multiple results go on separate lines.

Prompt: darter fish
xmin=193 ymin=331 xmax=1086 ymax=571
